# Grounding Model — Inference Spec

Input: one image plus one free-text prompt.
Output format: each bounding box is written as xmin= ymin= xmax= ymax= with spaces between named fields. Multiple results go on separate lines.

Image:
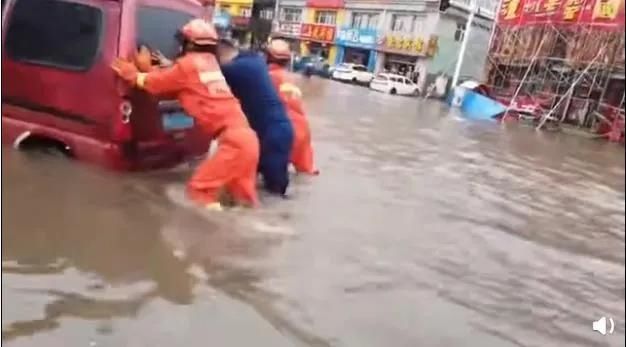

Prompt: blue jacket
xmin=220 ymin=51 xmax=290 ymax=137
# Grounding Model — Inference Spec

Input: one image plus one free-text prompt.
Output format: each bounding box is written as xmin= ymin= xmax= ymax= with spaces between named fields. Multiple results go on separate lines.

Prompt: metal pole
xmin=501 ymin=36 xmax=546 ymax=121
xmin=451 ymin=3 xmax=476 ymax=87
xmin=273 ymin=0 xmax=281 ymax=32
xmin=486 ymin=0 xmax=503 ymax=52
xmin=535 ymin=47 xmax=605 ymax=130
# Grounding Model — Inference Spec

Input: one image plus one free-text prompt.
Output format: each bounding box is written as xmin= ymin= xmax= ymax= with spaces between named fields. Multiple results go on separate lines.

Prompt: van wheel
xmin=390 ymin=88 xmax=397 ymax=95
xmin=16 ymin=135 xmax=73 ymax=159
xmin=352 ymin=77 xmax=357 ymax=84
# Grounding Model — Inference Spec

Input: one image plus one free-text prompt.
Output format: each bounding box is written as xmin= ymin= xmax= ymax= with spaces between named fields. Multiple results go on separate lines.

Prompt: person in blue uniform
xmin=216 ymin=39 xmax=294 ymax=196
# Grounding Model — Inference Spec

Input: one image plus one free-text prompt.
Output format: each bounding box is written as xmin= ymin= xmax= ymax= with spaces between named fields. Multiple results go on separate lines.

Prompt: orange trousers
xmin=290 ymin=118 xmax=318 ymax=175
xmin=187 ymin=126 xmax=260 ymax=207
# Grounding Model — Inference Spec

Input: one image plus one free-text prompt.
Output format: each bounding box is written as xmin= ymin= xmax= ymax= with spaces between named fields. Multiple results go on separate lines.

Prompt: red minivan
xmin=1 ymin=0 xmax=215 ymax=170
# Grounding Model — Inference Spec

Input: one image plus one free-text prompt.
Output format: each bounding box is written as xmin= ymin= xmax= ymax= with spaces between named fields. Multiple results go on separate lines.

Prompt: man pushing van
xmin=215 ymin=39 xmax=294 ymax=197
xmin=111 ymin=19 xmax=259 ymax=211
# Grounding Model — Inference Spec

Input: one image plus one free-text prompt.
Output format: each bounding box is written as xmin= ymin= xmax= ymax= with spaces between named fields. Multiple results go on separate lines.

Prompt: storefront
xmin=299 ymin=23 xmax=337 ymax=62
xmin=335 ymin=27 xmax=377 ymax=71
xmin=376 ymin=34 xmax=439 ymax=87
xmin=302 ymin=0 xmax=345 ymax=64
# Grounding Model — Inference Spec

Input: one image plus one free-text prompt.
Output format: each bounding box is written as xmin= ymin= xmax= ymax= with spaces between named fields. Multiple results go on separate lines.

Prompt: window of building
xmin=219 ymin=4 xmax=231 ymax=13
xmin=137 ymin=7 xmax=194 ymax=59
xmin=5 ymin=0 xmax=103 ymax=70
xmin=240 ymin=7 xmax=251 ymax=17
xmin=260 ymin=8 xmax=274 ymax=20
xmin=280 ymin=7 xmax=302 ymax=22
xmin=390 ymin=14 xmax=415 ymax=33
xmin=454 ymin=22 xmax=466 ymax=41
xmin=413 ymin=15 xmax=427 ymax=33
xmin=315 ymin=10 xmax=337 ymax=25
xmin=351 ymin=12 xmax=379 ymax=29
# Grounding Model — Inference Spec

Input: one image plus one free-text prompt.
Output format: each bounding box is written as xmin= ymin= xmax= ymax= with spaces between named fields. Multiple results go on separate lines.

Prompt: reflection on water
xmin=2 ymin=78 xmax=625 ymax=347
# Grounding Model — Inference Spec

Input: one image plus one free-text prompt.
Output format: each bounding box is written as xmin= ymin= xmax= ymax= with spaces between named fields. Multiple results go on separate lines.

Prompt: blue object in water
xmin=460 ymin=90 xmax=506 ymax=121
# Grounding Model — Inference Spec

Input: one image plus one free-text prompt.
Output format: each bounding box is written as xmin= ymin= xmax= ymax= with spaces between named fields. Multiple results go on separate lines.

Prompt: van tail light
xmin=112 ymin=100 xmax=133 ymax=142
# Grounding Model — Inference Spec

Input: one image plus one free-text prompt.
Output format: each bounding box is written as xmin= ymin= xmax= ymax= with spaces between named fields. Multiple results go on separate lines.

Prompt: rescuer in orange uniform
xmin=111 ymin=19 xmax=259 ymax=210
xmin=265 ymin=39 xmax=318 ymax=175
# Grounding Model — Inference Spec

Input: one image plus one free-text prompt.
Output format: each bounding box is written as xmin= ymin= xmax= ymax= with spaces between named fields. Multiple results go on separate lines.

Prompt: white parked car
xmin=369 ymin=73 xmax=420 ymax=96
xmin=331 ymin=63 xmax=374 ymax=84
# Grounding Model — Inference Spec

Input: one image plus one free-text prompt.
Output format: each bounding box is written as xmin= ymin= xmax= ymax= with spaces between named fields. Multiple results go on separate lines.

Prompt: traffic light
xmin=439 ymin=0 xmax=450 ymax=11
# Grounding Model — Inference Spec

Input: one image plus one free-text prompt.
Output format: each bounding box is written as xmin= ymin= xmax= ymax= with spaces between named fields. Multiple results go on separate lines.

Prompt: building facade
xmin=215 ymin=0 xmax=254 ymax=46
xmin=300 ymin=0 xmax=346 ymax=64
xmin=250 ymin=0 xmax=277 ymax=48
xmin=428 ymin=0 xmax=498 ymax=80
xmin=274 ymin=0 xmax=346 ymax=64
xmin=334 ymin=1 xmax=383 ymax=71
xmin=271 ymin=0 xmax=496 ymax=88
xmin=375 ymin=0 xmax=440 ymax=91
xmin=273 ymin=0 xmax=307 ymax=54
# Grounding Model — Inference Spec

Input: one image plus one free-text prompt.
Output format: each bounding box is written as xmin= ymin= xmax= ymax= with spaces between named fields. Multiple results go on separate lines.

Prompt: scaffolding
xmin=484 ymin=0 xmax=625 ymax=141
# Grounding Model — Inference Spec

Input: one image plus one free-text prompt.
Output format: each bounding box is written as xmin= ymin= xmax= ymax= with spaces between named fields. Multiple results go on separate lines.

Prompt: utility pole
xmin=451 ymin=2 xmax=476 ymax=88
xmin=273 ymin=0 xmax=281 ymax=31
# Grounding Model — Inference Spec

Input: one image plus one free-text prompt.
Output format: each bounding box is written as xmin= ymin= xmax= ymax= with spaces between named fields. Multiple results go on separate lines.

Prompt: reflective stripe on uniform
xmin=136 ymin=73 xmax=148 ymax=88
xmin=199 ymin=71 xmax=225 ymax=84
xmin=279 ymin=83 xmax=302 ymax=97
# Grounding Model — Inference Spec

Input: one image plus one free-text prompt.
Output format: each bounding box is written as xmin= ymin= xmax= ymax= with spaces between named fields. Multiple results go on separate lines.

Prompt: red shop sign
xmin=306 ymin=0 xmax=344 ymax=8
xmin=231 ymin=16 xmax=251 ymax=28
xmin=300 ymin=23 xmax=336 ymax=42
xmin=498 ymin=0 xmax=624 ymax=26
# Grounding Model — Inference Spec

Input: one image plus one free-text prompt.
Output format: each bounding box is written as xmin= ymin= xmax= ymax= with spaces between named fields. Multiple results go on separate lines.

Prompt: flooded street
xmin=2 ymin=78 xmax=625 ymax=347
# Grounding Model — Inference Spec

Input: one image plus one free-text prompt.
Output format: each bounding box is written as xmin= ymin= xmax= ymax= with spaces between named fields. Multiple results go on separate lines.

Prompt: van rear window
xmin=4 ymin=0 xmax=102 ymax=70
xmin=137 ymin=7 xmax=194 ymax=59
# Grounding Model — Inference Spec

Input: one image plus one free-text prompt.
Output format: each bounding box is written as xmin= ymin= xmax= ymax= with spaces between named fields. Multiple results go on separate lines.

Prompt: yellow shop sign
xmin=382 ymin=35 xmax=439 ymax=57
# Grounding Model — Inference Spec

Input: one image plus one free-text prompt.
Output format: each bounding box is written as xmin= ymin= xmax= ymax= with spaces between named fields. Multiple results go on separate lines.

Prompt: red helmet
xmin=266 ymin=39 xmax=292 ymax=61
xmin=180 ymin=19 xmax=218 ymax=46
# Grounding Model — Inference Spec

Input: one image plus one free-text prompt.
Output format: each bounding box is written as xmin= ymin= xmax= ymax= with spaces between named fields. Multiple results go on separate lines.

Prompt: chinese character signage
xmin=277 ymin=22 xmax=302 ymax=37
xmin=378 ymin=35 xmax=438 ymax=57
xmin=335 ymin=27 xmax=377 ymax=49
xmin=497 ymin=0 xmax=624 ymax=26
xmin=300 ymin=23 xmax=336 ymax=43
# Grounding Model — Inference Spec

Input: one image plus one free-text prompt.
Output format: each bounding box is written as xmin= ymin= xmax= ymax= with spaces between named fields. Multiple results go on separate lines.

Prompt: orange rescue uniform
xmin=267 ymin=64 xmax=318 ymax=175
xmin=138 ymin=53 xmax=259 ymax=206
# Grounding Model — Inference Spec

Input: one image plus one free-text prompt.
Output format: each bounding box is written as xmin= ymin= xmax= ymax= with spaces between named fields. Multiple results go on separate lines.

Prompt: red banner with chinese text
xmin=300 ymin=23 xmax=336 ymax=43
xmin=498 ymin=0 xmax=625 ymax=26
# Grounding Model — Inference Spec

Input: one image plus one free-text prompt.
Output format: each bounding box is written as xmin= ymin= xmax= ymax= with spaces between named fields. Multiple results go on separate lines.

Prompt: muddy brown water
xmin=2 ymin=78 xmax=625 ymax=347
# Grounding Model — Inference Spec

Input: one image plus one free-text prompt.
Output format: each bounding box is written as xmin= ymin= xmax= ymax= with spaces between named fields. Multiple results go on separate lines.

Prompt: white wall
xmin=428 ymin=11 xmax=492 ymax=81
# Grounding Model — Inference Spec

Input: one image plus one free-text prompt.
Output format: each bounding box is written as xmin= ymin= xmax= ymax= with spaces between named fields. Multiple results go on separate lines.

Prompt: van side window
xmin=137 ymin=7 xmax=194 ymax=59
xmin=4 ymin=0 xmax=103 ymax=70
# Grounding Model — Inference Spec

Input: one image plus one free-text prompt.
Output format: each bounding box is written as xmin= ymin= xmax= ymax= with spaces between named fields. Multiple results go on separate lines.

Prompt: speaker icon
xmin=592 ymin=316 xmax=615 ymax=335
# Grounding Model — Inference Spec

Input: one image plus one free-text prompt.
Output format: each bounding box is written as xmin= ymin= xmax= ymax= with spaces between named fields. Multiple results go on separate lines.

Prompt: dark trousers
xmin=258 ymin=121 xmax=294 ymax=195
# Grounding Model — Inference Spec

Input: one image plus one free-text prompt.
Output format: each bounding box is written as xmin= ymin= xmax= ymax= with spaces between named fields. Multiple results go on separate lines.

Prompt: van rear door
xmin=119 ymin=0 xmax=204 ymax=152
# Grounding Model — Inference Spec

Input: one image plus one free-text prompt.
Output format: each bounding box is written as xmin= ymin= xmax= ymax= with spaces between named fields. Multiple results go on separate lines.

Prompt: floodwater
xmin=2 ymin=78 xmax=625 ymax=347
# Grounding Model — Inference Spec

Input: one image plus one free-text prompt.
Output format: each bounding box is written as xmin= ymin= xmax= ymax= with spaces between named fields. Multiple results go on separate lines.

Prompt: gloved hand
xmin=151 ymin=50 xmax=174 ymax=67
xmin=135 ymin=46 xmax=153 ymax=72
xmin=111 ymin=58 xmax=139 ymax=85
